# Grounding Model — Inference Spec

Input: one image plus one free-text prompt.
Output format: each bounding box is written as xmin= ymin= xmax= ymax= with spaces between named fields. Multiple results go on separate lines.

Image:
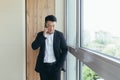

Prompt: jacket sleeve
xmin=31 ymin=32 xmax=46 ymax=50
xmin=58 ymin=33 xmax=68 ymax=67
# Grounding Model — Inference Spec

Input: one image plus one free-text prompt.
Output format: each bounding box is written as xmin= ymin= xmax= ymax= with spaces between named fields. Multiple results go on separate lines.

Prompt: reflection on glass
xmin=82 ymin=0 xmax=120 ymax=58
xmin=82 ymin=64 xmax=104 ymax=80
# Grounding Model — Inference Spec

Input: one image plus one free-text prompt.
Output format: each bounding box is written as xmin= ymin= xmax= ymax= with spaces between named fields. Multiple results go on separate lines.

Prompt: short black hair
xmin=45 ymin=15 xmax=57 ymax=23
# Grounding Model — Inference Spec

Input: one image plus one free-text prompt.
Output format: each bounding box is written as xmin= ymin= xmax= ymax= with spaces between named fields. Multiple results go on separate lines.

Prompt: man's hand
xmin=43 ymin=28 xmax=48 ymax=37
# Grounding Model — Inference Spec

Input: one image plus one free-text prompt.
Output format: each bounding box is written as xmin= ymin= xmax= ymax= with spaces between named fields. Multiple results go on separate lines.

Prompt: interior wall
xmin=0 ymin=0 xmax=25 ymax=80
xmin=27 ymin=0 xmax=65 ymax=80
xmin=27 ymin=0 xmax=55 ymax=80
xmin=55 ymin=0 xmax=64 ymax=32
xmin=0 ymin=0 xmax=64 ymax=80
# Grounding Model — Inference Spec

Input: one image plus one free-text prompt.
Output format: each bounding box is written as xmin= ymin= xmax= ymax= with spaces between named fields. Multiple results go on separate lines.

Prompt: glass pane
xmin=82 ymin=64 xmax=104 ymax=80
xmin=67 ymin=52 xmax=76 ymax=80
xmin=67 ymin=0 xmax=76 ymax=47
xmin=81 ymin=0 xmax=120 ymax=58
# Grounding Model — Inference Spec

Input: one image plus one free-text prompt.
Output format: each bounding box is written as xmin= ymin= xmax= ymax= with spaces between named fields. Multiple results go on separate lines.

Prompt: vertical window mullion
xmin=77 ymin=0 xmax=82 ymax=80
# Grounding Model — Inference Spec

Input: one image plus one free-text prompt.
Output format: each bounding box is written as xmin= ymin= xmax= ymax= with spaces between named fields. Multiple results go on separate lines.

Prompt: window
xmin=66 ymin=52 xmax=77 ymax=80
xmin=66 ymin=0 xmax=76 ymax=48
xmin=66 ymin=0 xmax=120 ymax=80
xmin=81 ymin=0 xmax=120 ymax=59
xmin=66 ymin=0 xmax=77 ymax=80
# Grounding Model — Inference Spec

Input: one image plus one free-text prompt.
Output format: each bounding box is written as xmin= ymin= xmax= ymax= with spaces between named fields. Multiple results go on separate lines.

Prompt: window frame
xmin=66 ymin=0 xmax=120 ymax=80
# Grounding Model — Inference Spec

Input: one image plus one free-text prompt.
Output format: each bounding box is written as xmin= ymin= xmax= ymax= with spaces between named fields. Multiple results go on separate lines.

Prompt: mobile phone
xmin=44 ymin=23 xmax=47 ymax=28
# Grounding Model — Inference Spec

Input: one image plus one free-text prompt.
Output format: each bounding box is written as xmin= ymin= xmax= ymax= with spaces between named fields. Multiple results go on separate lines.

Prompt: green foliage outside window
xmin=83 ymin=31 xmax=120 ymax=58
xmin=82 ymin=65 xmax=100 ymax=80
xmin=82 ymin=31 xmax=120 ymax=80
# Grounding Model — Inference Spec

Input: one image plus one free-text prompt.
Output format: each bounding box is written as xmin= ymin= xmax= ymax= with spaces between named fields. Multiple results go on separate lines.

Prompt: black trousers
xmin=39 ymin=63 xmax=61 ymax=80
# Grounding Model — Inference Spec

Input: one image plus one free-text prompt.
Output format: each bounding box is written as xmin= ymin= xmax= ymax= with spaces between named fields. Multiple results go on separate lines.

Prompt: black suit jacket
xmin=32 ymin=30 xmax=68 ymax=73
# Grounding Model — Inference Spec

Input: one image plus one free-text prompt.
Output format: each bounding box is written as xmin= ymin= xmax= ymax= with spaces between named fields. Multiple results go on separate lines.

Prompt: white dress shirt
xmin=44 ymin=33 xmax=56 ymax=63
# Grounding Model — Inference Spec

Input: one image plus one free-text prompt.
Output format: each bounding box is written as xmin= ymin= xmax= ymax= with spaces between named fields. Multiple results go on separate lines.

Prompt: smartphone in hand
xmin=43 ymin=24 xmax=48 ymax=37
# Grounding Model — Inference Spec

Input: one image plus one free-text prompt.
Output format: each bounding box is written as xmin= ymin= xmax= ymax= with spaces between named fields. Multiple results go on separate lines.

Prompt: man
xmin=32 ymin=15 xmax=68 ymax=80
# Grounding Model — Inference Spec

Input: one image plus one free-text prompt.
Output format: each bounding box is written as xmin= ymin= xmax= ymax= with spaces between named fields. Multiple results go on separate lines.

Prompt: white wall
xmin=0 ymin=0 xmax=25 ymax=80
xmin=55 ymin=0 xmax=65 ymax=32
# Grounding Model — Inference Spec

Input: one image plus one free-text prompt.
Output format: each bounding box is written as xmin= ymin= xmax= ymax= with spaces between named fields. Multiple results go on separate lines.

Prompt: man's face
xmin=45 ymin=21 xmax=56 ymax=34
